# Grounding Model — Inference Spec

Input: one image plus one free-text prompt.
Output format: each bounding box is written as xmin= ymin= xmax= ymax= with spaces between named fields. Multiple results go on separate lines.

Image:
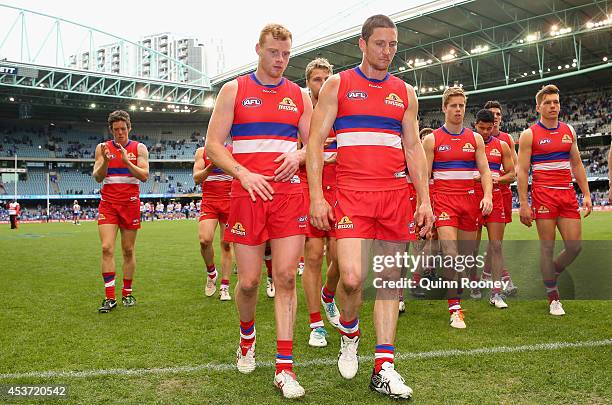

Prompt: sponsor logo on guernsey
xmin=490 ymin=148 xmax=501 ymax=157
xmin=242 ymin=97 xmax=262 ymax=107
xmin=262 ymin=89 xmax=277 ymax=94
xmin=539 ymin=138 xmax=551 ymax=145
xmin=127 ymin=152 xmax=136 ymax=160
xmin=384 ymin=93 xmax=405 ymax=108
xmin=462 ymin=142 xmax=475 ymax=152
xmin=337 ymin=216 xmax=354 ymax=229
xmin=278 ymin=97 xmax=298 ymax=112
xmin=438 ymin=145 xmax=451 ymax=152
xmin=438 ymin=211 xmax=450 ymax=221
xmin=231 ymin=222 xmax=247 ymax=236
xmin=562 ymin=134 xmax=572 ymax=143
xmin=346 ymin=90 xmax=368 ymax=100
xmin=368 ymin=83 xmax=382 ymax=89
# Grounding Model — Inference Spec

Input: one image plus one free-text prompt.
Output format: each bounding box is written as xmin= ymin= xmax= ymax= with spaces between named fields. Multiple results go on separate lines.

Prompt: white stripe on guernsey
xmin=433 ymin=171 xmax=477 ymax=180
xmin=206 ymin=174 xmax=232 ymax=182
xmin=233 ymin=139 xmax=296 ymax=154
xmin=103 ymin=177 xmax=140 ymax=185
xmin=323 ymin=151 xmax=336 ymax=159
xmin=337 ymin=131 xmax=402 ymax=149
xmin=104 ymin=280 xmax=115 ymax=288
xmin=1 ymin=339 xmax=608 ymax=379
xmin=533 ymin=161 xmax=571 ymax=170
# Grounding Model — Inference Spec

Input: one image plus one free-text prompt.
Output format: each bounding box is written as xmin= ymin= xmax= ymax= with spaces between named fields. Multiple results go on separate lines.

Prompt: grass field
xmin=1 ymin=213 xmax=611 ymax=404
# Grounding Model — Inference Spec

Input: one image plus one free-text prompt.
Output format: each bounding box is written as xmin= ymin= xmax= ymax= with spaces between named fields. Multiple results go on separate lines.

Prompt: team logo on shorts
xmin=408 ymin=221 xmax=416 ymax=234
xmin=290 ymin=175 xmax=301 ymax=184
xmin=231 ymin=222 xmax=247 ymax=236
xmin=490 ymin=148 xmax=501 ymax=157
xmin=384 ymin=93 xmax=404 ymax=108
xmin=98 ymin=214 xmax=106 ymax=220
xmin=242 ymin=97 xmax=262 ymax=107
xmin=462 ymin=143 xmax=475 ymax=153
xmin=337 ymin=216 xmax=354 ymax=229
xmin=438 ymin=211 xmax=450 ymax=221
xmin=346 ymin=90 xmax=368 ymax=100
xmin=278 ymin=97 xmax=298 ymax=112
xmin=537 ymin=205 xmax=550 ymax=214
xmin=438 ymin=144 xmax=451 ymax=152
xmin=561 ymin=134 xmax=573 ymax=143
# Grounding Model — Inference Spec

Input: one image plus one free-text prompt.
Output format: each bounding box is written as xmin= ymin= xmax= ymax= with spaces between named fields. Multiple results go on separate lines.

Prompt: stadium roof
xmin=212 ymin=0 xmax=612 ymax=99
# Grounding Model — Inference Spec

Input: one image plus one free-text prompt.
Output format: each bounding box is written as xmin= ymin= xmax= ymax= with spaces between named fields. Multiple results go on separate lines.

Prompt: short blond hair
xmin=535 ymin=84 xmax=559 ymax=105
xmin=442 ymin=86 xmax=467 ymax=108
xmin=305 ymin=58 xmax=333 ymax=81
xmin=259 ymin=24 xmax=292 ymax=46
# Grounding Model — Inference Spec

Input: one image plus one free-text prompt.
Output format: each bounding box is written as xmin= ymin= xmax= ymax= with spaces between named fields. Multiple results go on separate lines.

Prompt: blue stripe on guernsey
xmin=432 ymin=160 xmax=477 ymax=169
xmin=375 ymin=344 xmax=395 ymax=352
xmin=276 ymin=354 xmax=293 ymax=360
xmin=212 ymin=168 xmax=224 ymax=174
xmin=325 ymin=140 xmax=338 ymax=150
xmin=489 ymin=162 xmax=502 ymax=171
xmin=107 ymin=167 xmax=131 ymax=175
xmin=240 ymin=324 xmax=255 ymax=334
xmin=334 ymin=115 xmax=401 ymax=132
xmin=531 ymin=151 xmax=570 ymax=163
xmin=231 ymin=122 xmax=298 ymax=138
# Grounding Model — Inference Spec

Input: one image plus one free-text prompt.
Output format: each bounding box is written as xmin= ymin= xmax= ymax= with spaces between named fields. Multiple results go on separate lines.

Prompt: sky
xmin=0 ymin=0 xmax=431 ymax=76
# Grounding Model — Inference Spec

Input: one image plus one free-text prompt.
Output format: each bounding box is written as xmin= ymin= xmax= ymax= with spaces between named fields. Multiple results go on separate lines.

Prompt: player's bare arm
xmin=193 ymin=147 xmax=215 ymax=184
xmin=402 ymin=83 xmax=433 ymax=236
xmin=498 ymin=141 xmax=516 ymax=184
xmin=608 ymin=135 xmax=612 ymax=204
xmin=205 ymin=80 xmax=274 ymax=202
xmin=307 ymin=75 xmax=339 ymax=231
xmin=118 ymin=143 xmax=148 ymax=182
xmin=568 ymin=124 xmax=592 ymax=217
xmin=474 ymin=133 xmax=493 ymax=215
xmin=274 ymin=88 xmax=313 ymax=182
xmin=517 ymin=128 xmax=533 ymax=226
xmin=92 ymin=143 xmax=111 ymax=183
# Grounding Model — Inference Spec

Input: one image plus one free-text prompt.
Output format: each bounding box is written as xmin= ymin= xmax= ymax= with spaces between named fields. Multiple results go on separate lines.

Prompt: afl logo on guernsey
xmin=278 ymin=97 xmax=298 ymax=112
xmin=242 ymin=97 xmax=262 ymax=107
xmin=438 ymin=145 xmax=451 ymax=152
xmin=562 ymin=134 xmax=572 ymax=143
xmin=384 ymin=93 xmax=404 ymax=108
xmin=539 ymin=138 xmax=551 ymax=145
xmin=462 ymin=143 xmax=475 ymax=152
xmin=346 ymin=90 xmax=368 ymax=100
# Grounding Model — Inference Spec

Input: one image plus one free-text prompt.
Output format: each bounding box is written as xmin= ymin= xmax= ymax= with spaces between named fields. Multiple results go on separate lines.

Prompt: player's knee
xmin=199 ymin=236 xmax=213 ymax=250
xmin=101 ymin=244 xmax=114 ymax=257
xmin=122 ymin=246 xmax=135 ymax=259
xmin=305 ymin=252 xmax=323 ymax=270
xmin=220 ymin=241 xmax=231 ymax=252
xmin=566 ymin=241 xmax=582 ymax=257
xmin=274 ymin=270 xmax=296 ymax=291
xmin=341 ymin=273 xmax=362 ymax=295
xmin=238 ymin=277 xmax=260 ymax=294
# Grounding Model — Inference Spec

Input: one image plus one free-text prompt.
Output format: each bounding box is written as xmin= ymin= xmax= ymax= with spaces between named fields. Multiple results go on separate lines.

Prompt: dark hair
xmin=107 ymin=110 xmax=131 ymax=130
xmin=361 ymin=14 xmax=396 ymax=42
xmin=484 ymin=100 xmax=502 ymax=111
xmin=475 ymin=109 xmax=495 ymax=123
xmin=419 ymin=127 xmax=434 ymax=140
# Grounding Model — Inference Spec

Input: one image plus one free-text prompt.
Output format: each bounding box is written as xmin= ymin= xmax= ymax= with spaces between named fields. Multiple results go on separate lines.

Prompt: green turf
xmin=1 ymin=213 xmax=611 ymax=404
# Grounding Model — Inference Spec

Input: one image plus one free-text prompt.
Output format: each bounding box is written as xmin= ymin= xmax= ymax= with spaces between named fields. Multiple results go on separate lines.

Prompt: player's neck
xmin=443 ymin=122 xmax=464 ymax=134
xmin=491 ymin=128 xmax=500 ymax=136
xmin=358 ymin=62 xmax=388 ymax=81
xmin=113 ymin=138 xmax=129 ymax=147
xmin=310 ymin=94 xmax=318 ymax=108
xmin=253 ymin=68 xmax=283 ymax=86
xmin=539 ymin=117 xmax=559 ymax=129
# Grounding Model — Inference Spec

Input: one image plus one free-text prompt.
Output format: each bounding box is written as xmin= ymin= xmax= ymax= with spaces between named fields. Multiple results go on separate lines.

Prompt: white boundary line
xmin=1 ymin=339 xmax=610 ymax=380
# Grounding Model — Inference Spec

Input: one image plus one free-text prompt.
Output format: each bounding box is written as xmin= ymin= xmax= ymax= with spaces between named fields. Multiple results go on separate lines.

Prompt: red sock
xmin=265 ymin=259 xmax=272 ymax=278
xmin=221 ymin=279 xmax=229 ymax=287
xmin=448 ymin=298 xmax=461 ymax=313
xmin=299 ymin=256 xmax=304 ymax=263
xmin=239 ymin=319 xmax=255 ymax=356
xmin=276 ymin=340 xmax=293 ymax=374
xmin=339 ymin=317 xmax=360 ymax=339
xmin=309 ymin=311 xmax=324 ymax=330
xmin=102 ymin=272 xmax=115 ymax=300
xmin=122 ymin=278 xmax=132 ymax=297
xmin=374 ymin=344 xmax=394 ymax=373
xmin=501 ymin=270 xmax=511 ymax=282
xmin=321 ymin=285 xmax=335 ymax=303
xmin=206 ymin=264 xmax=217 ymax=279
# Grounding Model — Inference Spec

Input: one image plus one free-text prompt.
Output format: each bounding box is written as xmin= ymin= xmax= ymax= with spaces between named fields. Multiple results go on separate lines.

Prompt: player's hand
xmin=205 ymin=163 xmax=216 ymax=172
xmin=414 ymin=201 xmax=434 ymax=238
xmin=519 ymin=203 xmax=532 ymax=227
xmin=480 ymin=196 xmax=493 ymax=216
xmin=582 ymin=195 xmax=593 ymax=218
xmin=273 ymin=151 xmax=301 ymax=182
xmin=117 ymin=143 xmax=129 ymax=164
xmin=310 ymin=196 xmax=334 ymax=231
xmin=323 ymin=153 xmax=337 ymax=165
xmin=100 ymin=143 xmax=112 ymax=162
xmin=238 ymin=170 xmax=275 ymax=202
